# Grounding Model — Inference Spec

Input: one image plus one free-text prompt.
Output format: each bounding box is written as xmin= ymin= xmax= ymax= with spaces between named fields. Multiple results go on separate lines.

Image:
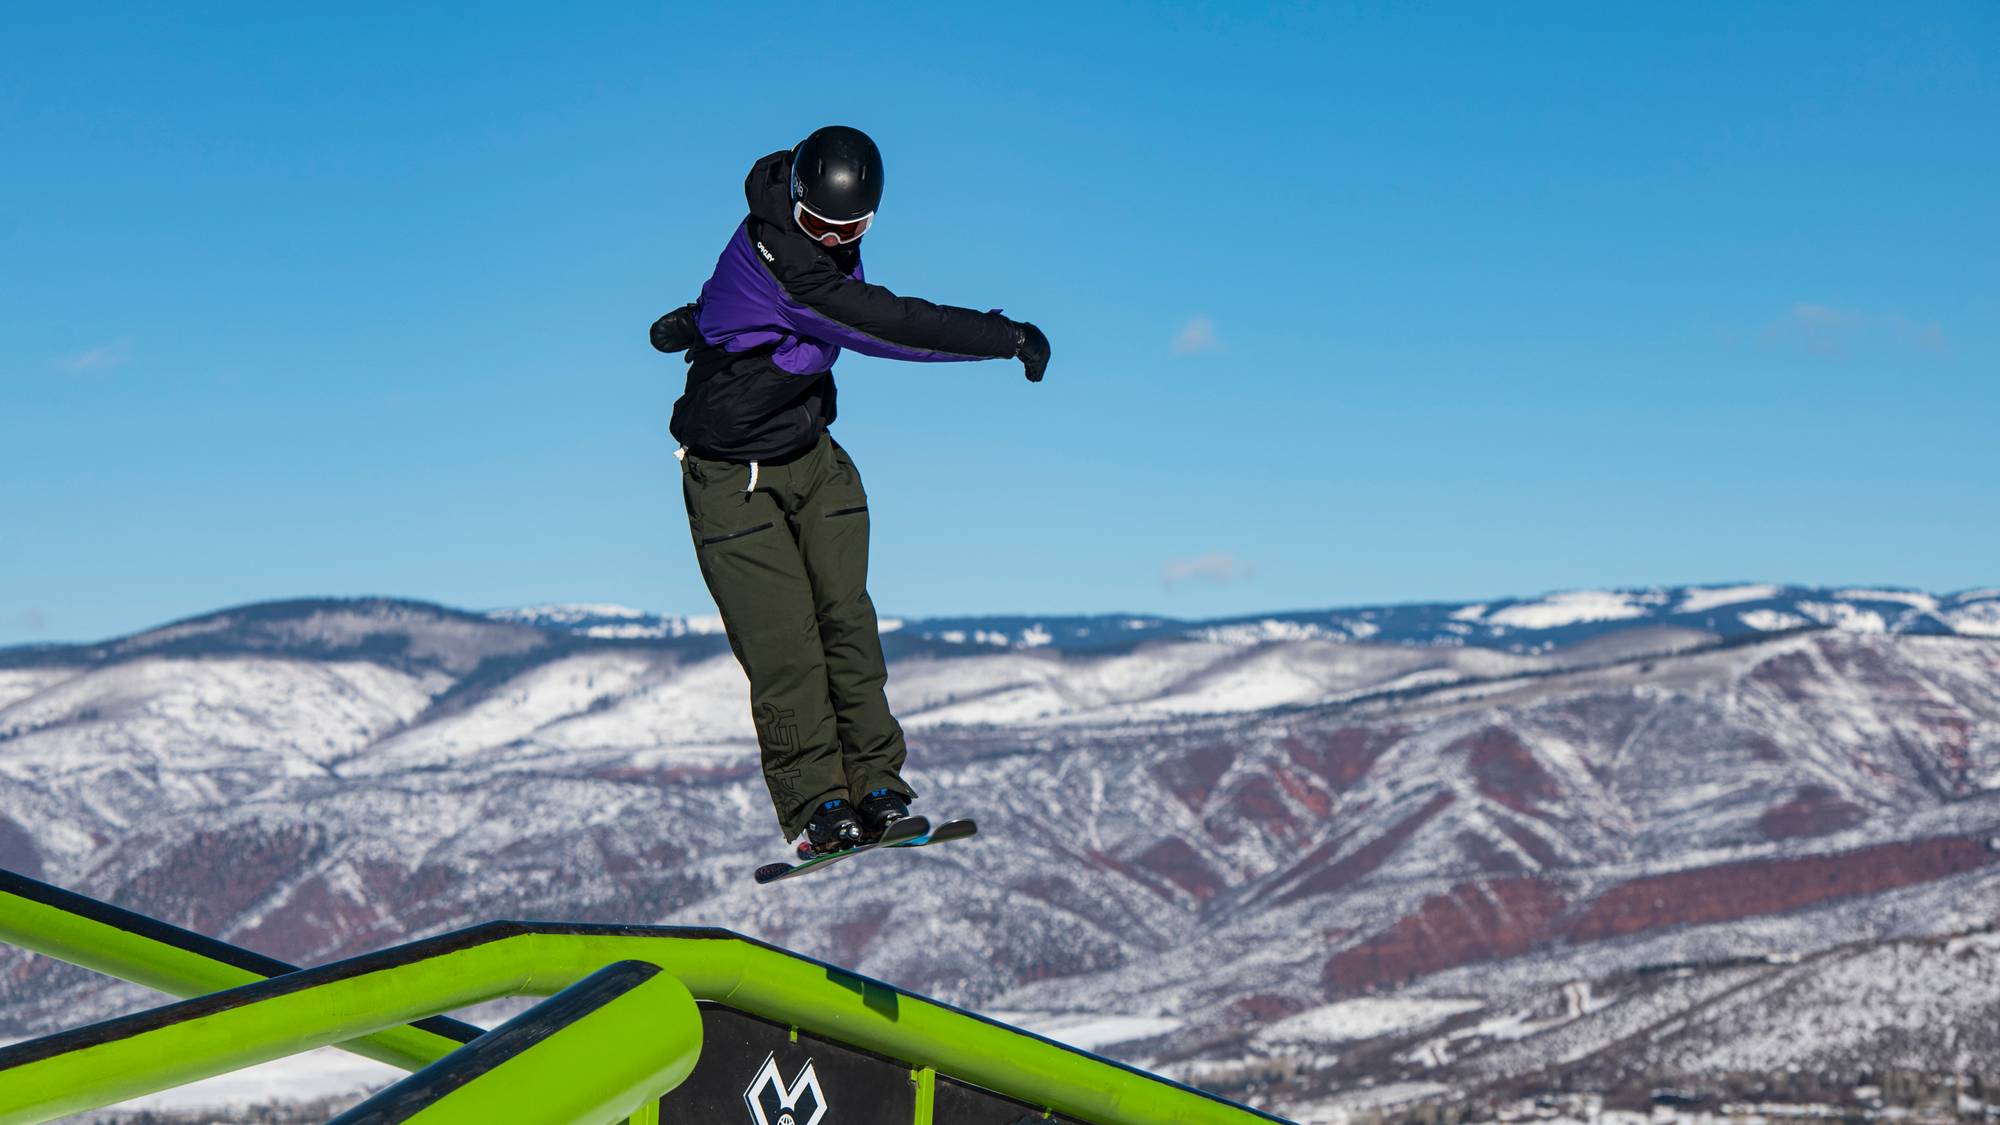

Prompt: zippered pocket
xmin=825 ymin=505 xmax=868 ymax=519
xmin=700 ymin=521 xmax=775 ymax=547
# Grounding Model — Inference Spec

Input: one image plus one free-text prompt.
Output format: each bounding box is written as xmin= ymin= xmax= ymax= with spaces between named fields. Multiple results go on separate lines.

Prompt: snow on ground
xmin=889 ymin=642 xmax=1505 ymax=727
xmin=1133 ymin=655 xmax=1333 ymax=714
xmin=107 ymin=1046 xmax=398 ymax=1114
xmin=1485 ymin=591 xmax=1650 ymax=629
xmin=530 ymin=654 xmax=751 ymax=752
xmin=0 ymin=658 xmax=433 ymax=779
xmin=985 ymin=1011 xmax=1185 ymax=1051
xmin=1796 ymin=602 xmax=1888 ymax=633
xmin=892 ymin=644 xmax=1224 ymax=726
xmin=1739 ymin=609 xmax=1810 ymax=631
xmin=497 ymin=602 xmax=650 ymax=621
xmin=1195 ymin=619 xmax=1338 ymax=645
xmin=1400 ymin=1004 xmax=1581 ymax=1069
xmin=1664 ymin=936 xmax=2000 ymax=1075
xmin=1945 ymin=931 xmax=2000 ymax=956
xmin=935 ymin=629 xmax=1007 ymax=646
xmin=1676 ymin=585 xmax=1782 ymax=615
xmin=1284 ymin=1080 xmax=1454 ymax=1120
xmin=578 ymin=622 xmax=674 ymax=639
xmin=1255 ymin=997 xmax=1485 ymax=1046
xmin=569 ymin=633 xmax=1454 ymax=734
xmin=348 ymin=651 xmax=672 ymax=771
xmin=485 ymin=605 xmax=729 ymax=638
xmin=0 ymin=669 xmax=75 ymax=711
xmin=1943 ymin=600 xmax=2000 ymax=637
xmin=1833 ymin=588 xmax=1939 ymax=611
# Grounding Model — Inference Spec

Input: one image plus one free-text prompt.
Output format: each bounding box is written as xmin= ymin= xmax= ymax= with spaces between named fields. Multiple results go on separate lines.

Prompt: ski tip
xmin=933 ymin=817 xmax=978 ymax=840
xmin=881 ymin=815 xmax=930 ymax=844
xmin=753 ymin=862 xmax=794 ymax=884
xmin=882 ymin=816 xmax=978 ymax=848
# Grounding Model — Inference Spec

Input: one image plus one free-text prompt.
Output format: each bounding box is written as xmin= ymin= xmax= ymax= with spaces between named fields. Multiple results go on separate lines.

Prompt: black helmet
xmin=791 ymin=125 xmax=883 ymax=223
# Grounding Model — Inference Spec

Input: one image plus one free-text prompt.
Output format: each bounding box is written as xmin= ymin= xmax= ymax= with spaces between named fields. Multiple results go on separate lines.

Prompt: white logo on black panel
xmin=743 ymin=1051 xmax=827 ymax=1125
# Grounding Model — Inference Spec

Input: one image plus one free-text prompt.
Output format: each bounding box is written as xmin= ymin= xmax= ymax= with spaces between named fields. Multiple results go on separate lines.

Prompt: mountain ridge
xmin=7 ymin=583 xmax=1997 ymax=668
xmin=0 ymin=588 xmax=1995 ymax=1121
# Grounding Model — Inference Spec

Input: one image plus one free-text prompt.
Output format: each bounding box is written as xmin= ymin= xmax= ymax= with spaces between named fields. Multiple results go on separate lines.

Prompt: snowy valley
xmin=0 ymin=586 xmax=1996 ymax=1122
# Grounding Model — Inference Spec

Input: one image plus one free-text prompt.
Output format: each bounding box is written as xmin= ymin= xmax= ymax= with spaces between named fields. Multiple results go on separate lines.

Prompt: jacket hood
xmin=744 ymin=147 xmax=863 ymax=262
xmin=744 ymin=149 xmax=797 ymax=227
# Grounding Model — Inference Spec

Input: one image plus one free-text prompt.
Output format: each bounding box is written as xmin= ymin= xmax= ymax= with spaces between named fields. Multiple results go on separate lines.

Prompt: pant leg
xmin=790 ymin=437 xmax=916 ymax=805
xmin=681 ymin=451 xmax=847 ymax=839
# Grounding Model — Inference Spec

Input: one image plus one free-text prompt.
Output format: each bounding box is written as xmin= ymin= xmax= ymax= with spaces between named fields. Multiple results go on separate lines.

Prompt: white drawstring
xmin=678 ymin=446 xmax=759 ymax=494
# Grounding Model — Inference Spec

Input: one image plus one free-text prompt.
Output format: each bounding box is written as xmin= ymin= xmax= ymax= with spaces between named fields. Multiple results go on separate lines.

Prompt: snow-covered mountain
xmin=1 ymin=589 xmax=1996 ymax=1122
xmin=490 ymin=583 xmax=2000 ymax=653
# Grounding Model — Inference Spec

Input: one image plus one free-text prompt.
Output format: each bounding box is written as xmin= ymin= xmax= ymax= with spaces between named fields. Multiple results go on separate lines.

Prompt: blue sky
xmin=3 ymin=3 xmax=1995 ymax=646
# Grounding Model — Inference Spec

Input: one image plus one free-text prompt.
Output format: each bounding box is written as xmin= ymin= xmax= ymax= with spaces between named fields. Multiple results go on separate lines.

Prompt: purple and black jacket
xmin=668 ymin=150 xmax=1020 ymax=463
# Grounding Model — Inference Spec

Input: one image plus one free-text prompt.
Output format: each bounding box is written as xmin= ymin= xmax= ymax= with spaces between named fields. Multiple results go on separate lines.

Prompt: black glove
xmin=649 ymin=302 xmax=701 ymax=353
xmin=1012 ymin=320 xmax=1050 ymax=383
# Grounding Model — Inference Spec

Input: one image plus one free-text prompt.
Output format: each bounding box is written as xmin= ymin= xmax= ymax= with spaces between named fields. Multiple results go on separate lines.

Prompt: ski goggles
xmin=793 ymin=201 xmax=873 ymax=246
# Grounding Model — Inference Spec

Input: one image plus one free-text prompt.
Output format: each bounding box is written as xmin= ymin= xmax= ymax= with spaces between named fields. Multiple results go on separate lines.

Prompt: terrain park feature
xmin=0 ymin=867 xmax=1290 ymax=1124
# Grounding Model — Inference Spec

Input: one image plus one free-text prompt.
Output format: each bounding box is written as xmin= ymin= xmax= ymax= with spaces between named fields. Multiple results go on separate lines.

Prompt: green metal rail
xmin=0 ymin=868 xmax=483 ymax=1071
xmin=328 ymin=962 xmax=700 ymax=1124
xmin=0 ymin=869 xmax=1291 ymax=1124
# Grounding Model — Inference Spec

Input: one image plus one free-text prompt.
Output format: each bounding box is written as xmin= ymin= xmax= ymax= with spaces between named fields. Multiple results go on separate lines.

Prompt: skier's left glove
xmin=649 ymin=302 xmax=702 ymax=353
xmin=1012 ymin=320 xmax=1051 ymax=383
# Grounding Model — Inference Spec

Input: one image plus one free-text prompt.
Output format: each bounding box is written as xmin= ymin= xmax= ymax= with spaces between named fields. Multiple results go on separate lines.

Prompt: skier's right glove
xmin=650 ymin=302 xmax=702 ymax=353
xmin=1012 ymin=320 xmax=1050 ymax=383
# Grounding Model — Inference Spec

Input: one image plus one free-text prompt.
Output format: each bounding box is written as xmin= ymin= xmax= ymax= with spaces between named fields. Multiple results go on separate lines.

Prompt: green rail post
xmin=912 ymin=1065 xmax=936 ymax=1124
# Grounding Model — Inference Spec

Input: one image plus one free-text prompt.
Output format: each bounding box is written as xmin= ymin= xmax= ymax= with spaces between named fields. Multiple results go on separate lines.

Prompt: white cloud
xmin=1760 ymin=304 xmax=1947 ymax=358
xmin=1163 ymin=552 xmax=1256 ymax=588
xmin=1791 ymin=303 xmax=1852 ymax=354
xmin=1883 ymin=312 xmax=1949 ymax=355
xmin=6 ymin=609 xmax=50 ymax=634
xmin=59 ymin=341 xmax=132 ymax=374
xmin=1172 ymin=315 xmax=1220 ymax=355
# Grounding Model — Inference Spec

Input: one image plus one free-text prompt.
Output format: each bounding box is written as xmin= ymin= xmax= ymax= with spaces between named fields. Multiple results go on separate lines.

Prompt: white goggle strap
xmin=793 ymin=200 xmax=874 ymax=244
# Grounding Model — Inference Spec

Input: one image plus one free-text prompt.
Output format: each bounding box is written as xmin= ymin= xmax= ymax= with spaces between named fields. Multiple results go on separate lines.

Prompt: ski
xmin=753 ymin=817 xmax=978 ymax=885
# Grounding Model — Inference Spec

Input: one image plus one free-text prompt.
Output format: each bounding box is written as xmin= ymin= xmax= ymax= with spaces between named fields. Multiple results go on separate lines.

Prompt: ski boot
xmin=798 ymin=798 xmax=865 ymax=859
xmin=856 ymin=787 xmax=911 ymax=844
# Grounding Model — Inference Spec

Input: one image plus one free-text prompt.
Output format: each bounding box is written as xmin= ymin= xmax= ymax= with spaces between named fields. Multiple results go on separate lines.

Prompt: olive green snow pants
xmin=679 ymin=434 xmax=914 ymax=840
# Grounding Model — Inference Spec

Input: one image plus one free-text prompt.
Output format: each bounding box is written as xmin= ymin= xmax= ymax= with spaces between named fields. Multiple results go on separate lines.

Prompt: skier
xmin=649 ymin=125 xmax=1051 ymax=860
